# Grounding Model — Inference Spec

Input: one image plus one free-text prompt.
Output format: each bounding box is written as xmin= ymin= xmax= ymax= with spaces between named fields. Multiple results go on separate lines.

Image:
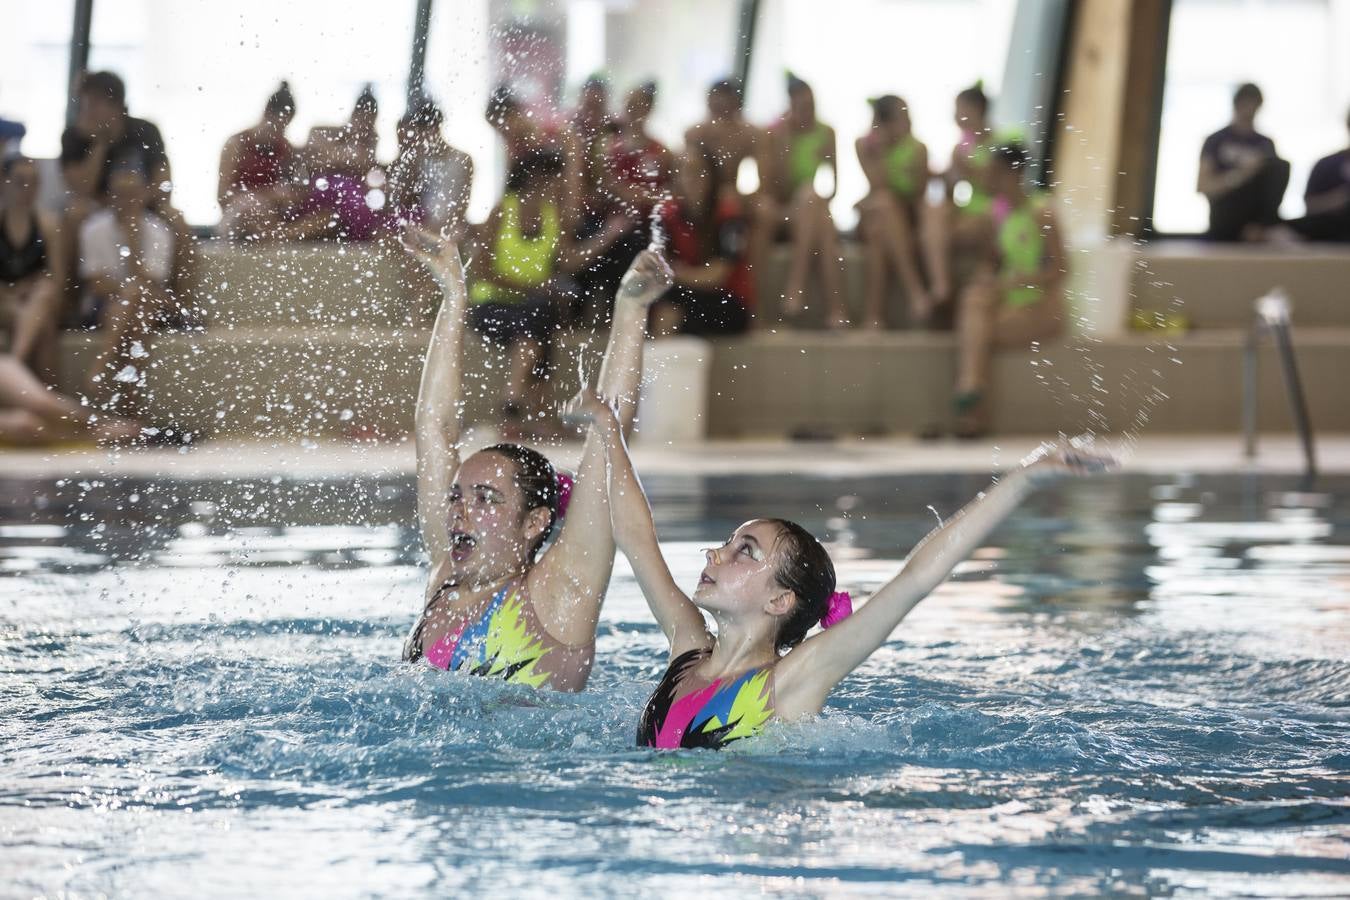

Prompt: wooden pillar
xmin=1053 ymin=0 xmax=1171 ymax=239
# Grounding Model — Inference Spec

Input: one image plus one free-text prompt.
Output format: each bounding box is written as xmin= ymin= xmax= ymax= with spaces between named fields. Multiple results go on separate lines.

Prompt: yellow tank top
xmin=471 ymin=194 xmax=561 ymax=304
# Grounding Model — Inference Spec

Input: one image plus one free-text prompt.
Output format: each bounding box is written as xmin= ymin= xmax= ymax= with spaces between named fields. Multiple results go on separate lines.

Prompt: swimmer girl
xmin=399 ymin=226 xmax=673 ymax=690
xmin=565 ymin=391 xmax=1115 ymax=748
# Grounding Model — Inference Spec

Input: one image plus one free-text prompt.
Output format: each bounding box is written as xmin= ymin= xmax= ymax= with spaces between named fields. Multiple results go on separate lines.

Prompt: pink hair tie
xmin=820 ymin=591 xmax=853 ymax=629
xmin=555 ymin=472 xmax=574 ymax=518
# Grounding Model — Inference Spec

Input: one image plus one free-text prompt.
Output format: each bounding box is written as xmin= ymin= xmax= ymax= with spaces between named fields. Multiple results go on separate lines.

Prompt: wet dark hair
xmin=265 ymin=81 xmax=295 ymax=118
xmin=353 ymin=84 xmax=378 ymax=118
xmin=870 ymin=94 xmax=907 ymax=125
xmin=1234 ymin=82 xmax=1263 ymax=107
xmin=505 ymin=149 xmax=565 ymax=193
xmin=956 ymin=84 xmax=989 ymax=116
xmin=709 ymin=78 xmax=744 ymax=108
xmin=80 ymin=71 xmax=126 ymax=108
xmin=486 ymin=85 xmax=521 ymax=123
xmin=786 ymin=72 xmax=811 ymax=98
xmin=482 ymin=443 xmax=560 ymax=559
xmin=763 ymin=518 xmax=836 ymax=654
xmin=992 ymin=141 xmax=1030 ymax=171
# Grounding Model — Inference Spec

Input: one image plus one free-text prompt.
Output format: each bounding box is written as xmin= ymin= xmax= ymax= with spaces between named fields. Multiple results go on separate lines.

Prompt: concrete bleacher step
xmin=56 ymin=327 xmax=1350 ymax=438
xmin=57 ymin=329 xmax=588 ymax=437
xmin=182 ymin=242 xmax=439 ymax=328
xmin=1131 ymin=242 xmax=1350 ymax=328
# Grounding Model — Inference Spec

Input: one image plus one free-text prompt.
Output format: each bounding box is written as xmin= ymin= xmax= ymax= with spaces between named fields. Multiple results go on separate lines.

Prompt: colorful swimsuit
xmin=405 ymin=578 xmax=593 ymax=691
xmin=637 ymin=648 xmax=776 ymax=750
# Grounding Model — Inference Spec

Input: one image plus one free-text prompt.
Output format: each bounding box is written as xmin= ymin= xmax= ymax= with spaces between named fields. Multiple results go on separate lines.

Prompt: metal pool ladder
xmin=1242 ymin=288 xmax=1316 ymax=479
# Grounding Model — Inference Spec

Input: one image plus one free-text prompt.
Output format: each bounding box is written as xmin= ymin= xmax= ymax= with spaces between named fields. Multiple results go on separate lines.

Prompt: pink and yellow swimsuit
xmin=405 ymin=578 xmax=593 ymax=692
xmin=636 ymin=648 xmax=776 ymax=750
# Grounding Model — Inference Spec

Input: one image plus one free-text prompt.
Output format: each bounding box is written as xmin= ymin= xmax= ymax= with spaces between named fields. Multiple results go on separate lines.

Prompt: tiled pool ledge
xmin=2 ymin=432 xmax=1346 ymax=479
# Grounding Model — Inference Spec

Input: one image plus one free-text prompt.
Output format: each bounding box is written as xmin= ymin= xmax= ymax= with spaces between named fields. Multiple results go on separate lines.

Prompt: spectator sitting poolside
xmin=649 ymin=151 xmax=750 ymax=339
xmin=60 ymin=71 xmax=192 ymax=293
xmin=684 ymin=78 xmax=771 ymax=316
xmin=765 ymin=74 xmax=845 ymax=327
xmin=942 ymin=143 xmax=1065 ymax=440
xmin=1288 ymin=106 xmax=1350 ymax=243
xmin=291 ymin=85 xmax=391 ymax=241
xmin=78 ymin=165 xmax=177 ymax=417
xmin=1198 ymin=83 xmax=1290 ymax=242
xmin=855 ymin=94 xmax=939 ymax=328
xmin=388 ymin=96 xmax=473 ymax=241
xmin=218 ymin=81 xmax=301 ymax=242
xmin=569 ymin=74 xmax=619 ymax=231
xmin=1 ymin=156 xmax=63 ymax=381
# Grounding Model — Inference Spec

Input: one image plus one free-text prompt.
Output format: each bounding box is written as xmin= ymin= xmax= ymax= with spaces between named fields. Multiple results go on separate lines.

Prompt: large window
xmin=1153 ymin=0 xmax=1350 ymax=233
xmin=0 ymin=0 xmax=76 ymax=158
xmin=746 ymin=0 xmax=1018 ymax=228
xmin=87 ymin=0 xmax=416 ymax=225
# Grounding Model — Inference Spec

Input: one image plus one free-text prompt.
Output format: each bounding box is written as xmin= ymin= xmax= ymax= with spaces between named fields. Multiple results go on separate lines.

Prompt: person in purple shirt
xmin=1289 ymin=107 xmax=1350 ymax=243
xmin=1197 ymin=83 xmax=1289 ymax=241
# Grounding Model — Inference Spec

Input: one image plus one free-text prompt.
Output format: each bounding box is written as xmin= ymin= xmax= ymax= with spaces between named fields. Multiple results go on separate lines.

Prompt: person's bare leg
xmin=811 ymin=195 xmax=847 ymax=328
xmin=87 ymin=281 xmax=157 ymax=415
xmin=923 ymin=201 xmax=953 ymax=306
xmin=782 ymin=191 xmax=816 ymax=318
xmin=858 ymin=205 xmax=889 ymax=330
xmin=0 ymin=409 xmax=52 ymax=444
xmin=955 ymin=273 xmax=998 ymax=397
xmin=11 ymin=279 xmax=63 ymax=378
xmin=873 ymin=196 xmax=932 ymax=325
xmin=746 ymin=194 xmax=778 ymax=329
xmin=0 ymin=354 xmax=86 ymax=420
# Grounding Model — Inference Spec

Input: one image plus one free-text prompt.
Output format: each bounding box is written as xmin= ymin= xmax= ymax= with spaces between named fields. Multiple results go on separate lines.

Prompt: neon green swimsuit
xmin=470 ymin=194 xmax=561 ymax=304
xmin=958 ymin=141 xmax=995 ymax=216
xmin=884 ymin=134 xmax=922 ymax=200
xmin=785 ymin=122 xmax=830 ymax=193
xmin=998 ymin=193 xmax=1051 ymax=309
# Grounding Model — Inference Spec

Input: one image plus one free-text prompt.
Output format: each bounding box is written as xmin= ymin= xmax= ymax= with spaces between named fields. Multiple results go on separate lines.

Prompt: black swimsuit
xmin=0 ymin=213 xmax=46 ymax=285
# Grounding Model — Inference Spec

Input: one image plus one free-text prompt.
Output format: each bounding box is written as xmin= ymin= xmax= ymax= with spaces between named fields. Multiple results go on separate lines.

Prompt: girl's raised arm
xmin=564 ymin=393 xmax=711 ymax=659
xmin=775 ymin=445 xmax=1113 ymax=717
xmin=404 ymin=229 xmax=469 ymax=570
xmin=530 ymin=250 xmax=673 ymax=646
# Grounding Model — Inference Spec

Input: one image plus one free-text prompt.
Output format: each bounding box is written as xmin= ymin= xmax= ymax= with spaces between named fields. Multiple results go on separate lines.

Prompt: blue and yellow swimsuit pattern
xmin=418 ymin=581 xmax=554 ymax=688
xmin=637 ymin=648 xmax=776 ymax=749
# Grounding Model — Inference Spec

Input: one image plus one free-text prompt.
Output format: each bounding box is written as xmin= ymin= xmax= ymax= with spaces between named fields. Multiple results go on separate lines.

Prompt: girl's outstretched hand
xmin=617 ymin=249 xmax=674 ymax=308
xmin=402 ymin=225 xmax=467 ymax=292
xmin=1021 ymin=438 xmax=1118 ymax=486
xmin=560 ymin=389 xmax=619 ymax=432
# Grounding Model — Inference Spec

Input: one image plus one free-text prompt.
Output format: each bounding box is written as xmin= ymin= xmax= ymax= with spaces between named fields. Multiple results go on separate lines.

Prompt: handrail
xmin=1242 ymin=288 xmax=1316 ymax=480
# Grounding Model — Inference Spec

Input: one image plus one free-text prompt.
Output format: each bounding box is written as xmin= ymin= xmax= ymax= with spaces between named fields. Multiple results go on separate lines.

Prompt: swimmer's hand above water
xmin=560 ymin=390 xmax=619 ymax=433
xmin=1020 ymin=439 xmax=1118 ymax=486
xmin=401 ymin=225 xmax=468 ymax=295
xmin=618 ymin=249 xmax=674 ymax=308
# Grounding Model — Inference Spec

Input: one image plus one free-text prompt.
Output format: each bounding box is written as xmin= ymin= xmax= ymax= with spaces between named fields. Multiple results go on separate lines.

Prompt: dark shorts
xmin=469 ymin=296 xmax=558 ymax=346
xmin=660 ymin=286 xmax=748 ymax=336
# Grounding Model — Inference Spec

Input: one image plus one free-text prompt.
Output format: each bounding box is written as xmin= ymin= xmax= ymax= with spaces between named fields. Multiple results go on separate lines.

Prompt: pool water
xmin=2 ymin=472 xmax=1348 ymax=897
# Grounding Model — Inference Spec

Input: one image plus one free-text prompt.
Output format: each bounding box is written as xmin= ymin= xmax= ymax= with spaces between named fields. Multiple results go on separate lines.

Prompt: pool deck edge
xmin=2 ymin=433 xmax=1346 ymax=479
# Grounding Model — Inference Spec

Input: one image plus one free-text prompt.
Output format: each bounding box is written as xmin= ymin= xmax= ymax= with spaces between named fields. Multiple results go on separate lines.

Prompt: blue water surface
xmin=1 ymin=471 xmax=1348 ymax=898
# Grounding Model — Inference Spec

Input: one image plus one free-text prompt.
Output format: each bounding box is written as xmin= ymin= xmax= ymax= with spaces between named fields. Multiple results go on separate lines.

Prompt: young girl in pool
xmin=565 ymin=392 xmax=1112 ymax=748
xmin=400 ymin=227 xmax=672 ymax=691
